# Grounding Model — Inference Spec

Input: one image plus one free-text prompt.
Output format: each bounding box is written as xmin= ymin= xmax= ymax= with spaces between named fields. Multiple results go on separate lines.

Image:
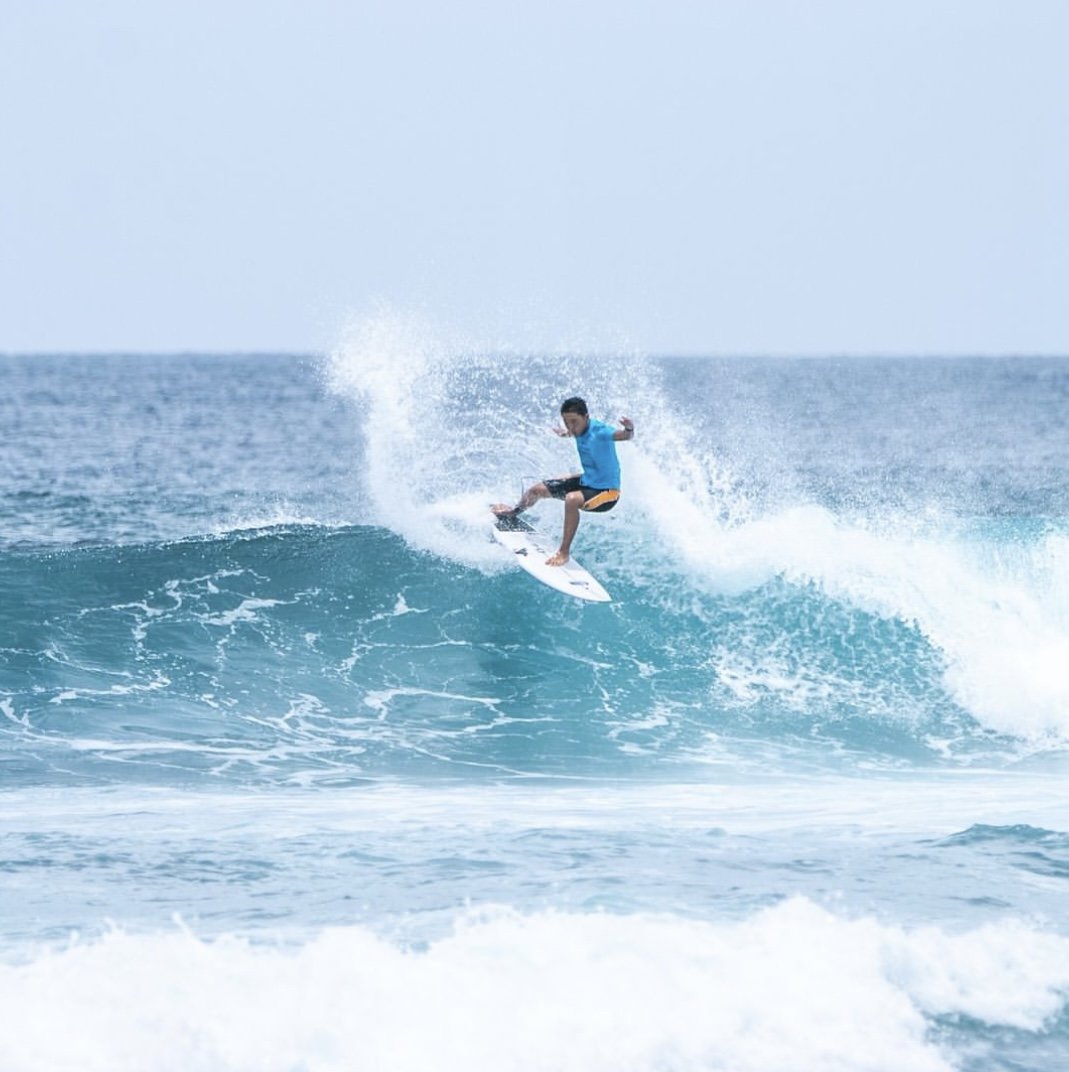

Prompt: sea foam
xmin=3 ymin=898 xmax=1067 ymax=1072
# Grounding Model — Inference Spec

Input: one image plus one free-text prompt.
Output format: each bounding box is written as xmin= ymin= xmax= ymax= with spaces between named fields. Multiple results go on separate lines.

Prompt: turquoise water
xmin=2 ymin=326 xmax=1068 ymax=1070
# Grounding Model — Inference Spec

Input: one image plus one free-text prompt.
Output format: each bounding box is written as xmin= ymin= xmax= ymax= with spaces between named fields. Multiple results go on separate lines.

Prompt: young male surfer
xmin=492 ymin=396 xmax=634 ymax=567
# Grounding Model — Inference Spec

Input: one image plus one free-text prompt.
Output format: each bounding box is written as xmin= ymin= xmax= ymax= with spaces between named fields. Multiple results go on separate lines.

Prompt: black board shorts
xmin=544 ymin=476 xmax=620 ymax=513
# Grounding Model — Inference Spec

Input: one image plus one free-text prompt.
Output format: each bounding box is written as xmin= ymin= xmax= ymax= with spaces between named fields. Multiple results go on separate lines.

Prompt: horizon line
xmin=3 ymin=350 xmax=1068 ymax=361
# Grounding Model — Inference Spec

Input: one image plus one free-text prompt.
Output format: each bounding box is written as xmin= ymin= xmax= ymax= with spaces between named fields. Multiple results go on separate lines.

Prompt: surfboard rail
xmin=491 ymin=513 xmax=612 ymax=603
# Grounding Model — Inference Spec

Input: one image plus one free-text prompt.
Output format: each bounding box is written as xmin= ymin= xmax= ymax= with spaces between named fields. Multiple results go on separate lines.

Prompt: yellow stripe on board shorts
xmin=581 ymin=488 xmax=621 ymax=512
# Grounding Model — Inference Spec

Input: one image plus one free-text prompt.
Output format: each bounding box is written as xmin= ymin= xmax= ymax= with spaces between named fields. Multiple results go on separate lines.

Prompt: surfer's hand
xmin=551 ymin=425 xmax=570 ymax=437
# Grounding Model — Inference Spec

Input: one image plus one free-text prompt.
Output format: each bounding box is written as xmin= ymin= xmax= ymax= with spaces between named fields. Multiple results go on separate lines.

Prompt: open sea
xmin=2 ymin=316 xmax=1068 ymax=1070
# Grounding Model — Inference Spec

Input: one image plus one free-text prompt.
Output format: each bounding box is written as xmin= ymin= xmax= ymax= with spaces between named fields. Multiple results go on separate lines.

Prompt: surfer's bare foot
xmin=491 ymin=504 xmax=516 ymax=517
xmin=545 ymin=550 xmax=569 ymax=567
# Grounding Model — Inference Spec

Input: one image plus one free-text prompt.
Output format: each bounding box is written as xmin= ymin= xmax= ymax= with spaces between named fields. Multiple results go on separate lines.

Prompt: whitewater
xmin=1 ymin=318 xmax=1068 ymax=1070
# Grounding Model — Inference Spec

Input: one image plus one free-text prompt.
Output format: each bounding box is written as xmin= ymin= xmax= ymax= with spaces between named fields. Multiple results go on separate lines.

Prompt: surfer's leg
xmin=492 ymin=481 xmax=549 ymax=517
xmin=546 ymin=490 xmax=583 ymax=566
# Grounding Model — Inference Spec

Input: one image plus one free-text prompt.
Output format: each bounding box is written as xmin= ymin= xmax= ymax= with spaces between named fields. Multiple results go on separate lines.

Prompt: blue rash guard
xmin=574 ymin=419 xmax=620 ymax=489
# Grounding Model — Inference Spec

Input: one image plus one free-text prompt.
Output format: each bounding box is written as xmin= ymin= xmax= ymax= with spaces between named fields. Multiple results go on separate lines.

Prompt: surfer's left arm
xmin=613 ymin=417 xmax=635 ymax=441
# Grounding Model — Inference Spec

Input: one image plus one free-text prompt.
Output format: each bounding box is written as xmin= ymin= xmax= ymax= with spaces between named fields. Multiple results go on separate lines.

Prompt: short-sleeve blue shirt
xmin=575 ymin=419 xmax=620 ymax=490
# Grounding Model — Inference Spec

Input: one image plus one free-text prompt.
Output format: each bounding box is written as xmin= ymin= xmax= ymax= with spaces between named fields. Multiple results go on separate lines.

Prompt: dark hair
xmin=560 ymin=396 xmax=588 ymax=417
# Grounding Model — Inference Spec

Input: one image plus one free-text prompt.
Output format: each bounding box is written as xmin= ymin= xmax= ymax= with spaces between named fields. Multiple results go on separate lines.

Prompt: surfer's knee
xmin=564 ymin=490 xmax=584 ymax=511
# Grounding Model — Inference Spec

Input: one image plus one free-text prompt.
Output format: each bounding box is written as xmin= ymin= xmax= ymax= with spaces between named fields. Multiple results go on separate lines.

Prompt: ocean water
xmin=2 ymin=318 xmax=1068 ymax=1070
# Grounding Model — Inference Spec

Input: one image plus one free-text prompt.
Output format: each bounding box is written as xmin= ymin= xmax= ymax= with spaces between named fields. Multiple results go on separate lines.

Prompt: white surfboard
xmin=492 ymin=513 xmax=612 ymax=602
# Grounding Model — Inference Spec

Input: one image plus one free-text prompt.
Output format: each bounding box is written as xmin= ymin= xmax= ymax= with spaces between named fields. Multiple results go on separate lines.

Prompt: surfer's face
xmin=561 ymin=412 xmax=588 ymax=437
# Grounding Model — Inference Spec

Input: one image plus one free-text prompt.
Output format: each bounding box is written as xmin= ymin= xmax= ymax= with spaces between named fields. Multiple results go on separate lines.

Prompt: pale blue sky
xmin=2 ymin=0 xmax=1067 ymax=354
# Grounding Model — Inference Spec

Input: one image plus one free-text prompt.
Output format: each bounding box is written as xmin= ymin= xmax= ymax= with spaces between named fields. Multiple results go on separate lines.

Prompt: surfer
xmin=492 ymin=397 xmax=634 ymax=566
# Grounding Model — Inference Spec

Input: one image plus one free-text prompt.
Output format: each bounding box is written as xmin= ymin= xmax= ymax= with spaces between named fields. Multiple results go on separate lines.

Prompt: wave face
xmin=0 ymin=522 xmax=1039 ymax=788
